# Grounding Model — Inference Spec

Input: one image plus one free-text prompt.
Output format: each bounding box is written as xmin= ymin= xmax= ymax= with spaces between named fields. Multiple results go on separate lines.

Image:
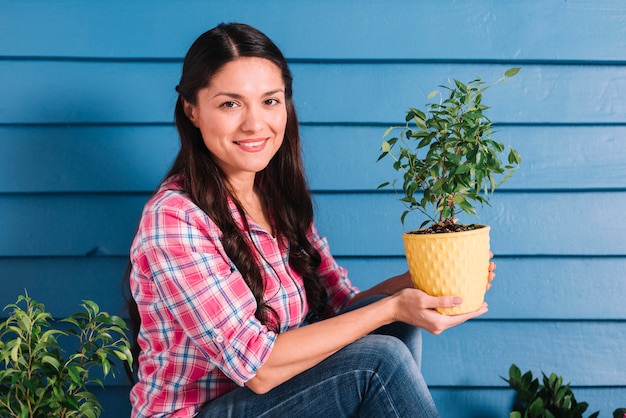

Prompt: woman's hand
xmin=389 ymin=288 xmax=488 ymax=335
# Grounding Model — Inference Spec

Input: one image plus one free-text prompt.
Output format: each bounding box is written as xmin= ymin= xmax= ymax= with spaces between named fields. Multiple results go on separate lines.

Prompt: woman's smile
xmin=234 ymin=137 xmax=269 ymax=151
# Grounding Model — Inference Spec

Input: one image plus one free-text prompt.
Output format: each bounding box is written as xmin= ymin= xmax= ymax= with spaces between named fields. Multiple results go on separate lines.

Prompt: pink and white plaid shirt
xmin=129 ymin=178 xmax=359 ymax=417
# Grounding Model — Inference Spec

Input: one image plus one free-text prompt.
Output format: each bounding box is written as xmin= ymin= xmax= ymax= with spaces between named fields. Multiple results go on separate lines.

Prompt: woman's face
xmin=184 ymin=57 xmax=287 ymax=183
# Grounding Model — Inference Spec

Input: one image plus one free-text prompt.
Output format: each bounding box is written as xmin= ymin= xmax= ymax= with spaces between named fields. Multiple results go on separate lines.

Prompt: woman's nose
xmin=240 ymin=105 xmax=263 ymax=132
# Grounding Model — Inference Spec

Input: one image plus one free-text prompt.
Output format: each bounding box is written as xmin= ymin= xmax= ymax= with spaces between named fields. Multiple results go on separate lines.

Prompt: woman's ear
xmin=183 ymin=100 xmax=198 ymax=127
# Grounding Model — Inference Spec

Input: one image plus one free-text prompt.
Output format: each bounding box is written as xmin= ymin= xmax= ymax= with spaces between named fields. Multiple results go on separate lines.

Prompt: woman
xmin=128 ymin=22 xmax=493 ymax=417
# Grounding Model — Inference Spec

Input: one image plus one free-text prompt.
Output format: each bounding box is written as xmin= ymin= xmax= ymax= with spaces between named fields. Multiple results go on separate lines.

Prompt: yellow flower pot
xmin=402 ymin=225 xmax=490 ymax=315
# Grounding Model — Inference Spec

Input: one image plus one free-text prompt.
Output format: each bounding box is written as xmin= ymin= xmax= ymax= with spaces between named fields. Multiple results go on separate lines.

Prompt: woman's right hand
xmin=389 ymin=288 xmax=488 ymax=335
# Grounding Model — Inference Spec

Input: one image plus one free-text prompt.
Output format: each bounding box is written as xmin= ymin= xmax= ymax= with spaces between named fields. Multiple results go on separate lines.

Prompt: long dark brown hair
xmin=123 ymin=23 xmax=326 ymax=380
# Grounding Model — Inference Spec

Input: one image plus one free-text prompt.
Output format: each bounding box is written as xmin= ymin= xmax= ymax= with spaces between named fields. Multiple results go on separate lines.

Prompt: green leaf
xmin=528 ymin=398 xmax=544 ymax=416
xmin=454 ymin=165 xmax=470 ymax=175
xmin=81 ymin=300 xmax=100 ymax=316
xmin=382 ymin=126 xmax=395 ymax=138
xmin=41 ymin=355 xmax=61 ymax=371
xmin=508 ymin=148 xmax=522 ymax=165
xmin=505 ymin=67 xmax=521 ymax=77
xmin=101 ymin=358 xmax=111 ymax=377
xmin=68 ymin=366 xmax=84 ymax=386
xmin=10 ymin=338 xmax=21 ymax=363
xmin=19 ymin=404 xmax=29 ymax=418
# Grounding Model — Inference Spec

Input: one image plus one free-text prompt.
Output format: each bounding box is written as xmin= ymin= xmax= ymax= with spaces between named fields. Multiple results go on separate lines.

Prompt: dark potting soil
xmin=408 ymin=223 xmax=485 ymax=235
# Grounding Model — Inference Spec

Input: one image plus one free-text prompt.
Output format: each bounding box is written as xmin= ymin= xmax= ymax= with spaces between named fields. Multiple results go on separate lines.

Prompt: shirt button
xmin=215 ymin=335 xmax=224 ymax=343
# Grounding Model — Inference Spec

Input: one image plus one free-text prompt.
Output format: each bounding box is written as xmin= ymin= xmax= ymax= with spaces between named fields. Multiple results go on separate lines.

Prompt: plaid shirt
xmin=129 ymin=179 xmax=359 ymax=417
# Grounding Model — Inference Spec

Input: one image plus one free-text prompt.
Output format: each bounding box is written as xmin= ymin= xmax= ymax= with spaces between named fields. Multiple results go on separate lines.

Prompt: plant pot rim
xmin=402 ymin=224 xmax=490 ymax=239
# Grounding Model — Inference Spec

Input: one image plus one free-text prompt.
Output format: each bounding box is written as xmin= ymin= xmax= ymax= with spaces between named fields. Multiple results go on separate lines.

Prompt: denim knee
xmin=349 ymin=334 xmax=417 ymax=376
xmin=346 ymin=335 xmax=439 ymax=418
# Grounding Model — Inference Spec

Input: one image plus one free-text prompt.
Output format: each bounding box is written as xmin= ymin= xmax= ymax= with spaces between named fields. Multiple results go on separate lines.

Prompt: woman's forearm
xmin=245 ymin=295 xmax=396 ymax=394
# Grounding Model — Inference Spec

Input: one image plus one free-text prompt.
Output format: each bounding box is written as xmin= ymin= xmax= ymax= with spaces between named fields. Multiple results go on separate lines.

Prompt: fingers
xmin=395 ymin=289 xmax=488 ymax=335
xmin=427 ymin=302 xmax=489 ymax=335
xmin=487 ymin=256 xmax=496 ymax=290
xmin=434 ymin=295 xmax=464 ymax=309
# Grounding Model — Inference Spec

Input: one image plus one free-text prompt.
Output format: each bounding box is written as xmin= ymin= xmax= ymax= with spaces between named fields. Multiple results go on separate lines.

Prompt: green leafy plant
xmin=503 ymin=364 xmax=626 ymax=418
xmin=377 ymin=68 xmax=522 ymax=231
xmin=0 ymin=292 xmax=133 ymax=418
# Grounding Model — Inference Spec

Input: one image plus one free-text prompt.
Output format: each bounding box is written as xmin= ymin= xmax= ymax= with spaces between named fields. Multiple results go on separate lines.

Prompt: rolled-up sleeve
xmin=136 ymin=199 xmax=276 ymax=386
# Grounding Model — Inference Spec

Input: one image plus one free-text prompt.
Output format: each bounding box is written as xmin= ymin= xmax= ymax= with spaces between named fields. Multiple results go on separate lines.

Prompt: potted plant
xmin=0 ymin=292 xmax=133 ymax=418
xmin=503 ymin=364 xmax=626 ymax=418
xmin=377 ymin=68 xmax=522 ymax=314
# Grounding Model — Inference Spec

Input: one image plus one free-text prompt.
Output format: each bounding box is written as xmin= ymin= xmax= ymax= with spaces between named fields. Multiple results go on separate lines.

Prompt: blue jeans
xmin=197 ymin=295 xmax=439 ymax=418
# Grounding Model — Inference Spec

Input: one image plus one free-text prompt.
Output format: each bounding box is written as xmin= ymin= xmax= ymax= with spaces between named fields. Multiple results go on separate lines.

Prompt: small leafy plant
xmin=0 ymin=292 xmax=133 ymax=418
xmin=503 ymin=364 xmax=626 ymax=418
xmin=377 ymin=68 xmax=522 ymax=231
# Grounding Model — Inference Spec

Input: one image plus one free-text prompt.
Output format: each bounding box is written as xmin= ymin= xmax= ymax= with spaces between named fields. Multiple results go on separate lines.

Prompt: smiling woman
xmin=182 ymin=57 xmax=288 ymax=234
xmin=125 ymin=22 xmax=492 ymax=418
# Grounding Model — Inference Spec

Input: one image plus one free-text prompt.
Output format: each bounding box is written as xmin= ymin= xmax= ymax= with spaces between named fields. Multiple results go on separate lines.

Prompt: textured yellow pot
xmin=403 ymin=225 xmax=490 ymax=315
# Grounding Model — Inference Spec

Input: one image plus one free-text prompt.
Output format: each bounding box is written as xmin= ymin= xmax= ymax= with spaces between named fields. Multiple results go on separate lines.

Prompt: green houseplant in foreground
xmin=377 ymin=68 xmax=522 ymax=314
xmin=0 ymin=292 xmax=133 ymax=418
xmin=504 ymin=364 xmax=626 ymax=418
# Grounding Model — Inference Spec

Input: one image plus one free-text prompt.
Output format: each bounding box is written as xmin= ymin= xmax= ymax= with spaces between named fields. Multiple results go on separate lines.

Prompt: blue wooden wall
xmin=2 ymin=1 xmax=625 ymax=416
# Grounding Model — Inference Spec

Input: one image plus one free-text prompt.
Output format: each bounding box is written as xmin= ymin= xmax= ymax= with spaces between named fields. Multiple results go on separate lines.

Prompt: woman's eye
xmin=220 ymin=101 xmax=238 ymax=109
xmin=265 ymin=98 xmax=280 ymax=106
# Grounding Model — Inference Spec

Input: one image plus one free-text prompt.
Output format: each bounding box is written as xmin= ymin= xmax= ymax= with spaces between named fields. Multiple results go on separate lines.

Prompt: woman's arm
xmin=245 ymin=287 xmax=487 ymax=394
xmin=246 ymin=254 xmax=497 ymax=394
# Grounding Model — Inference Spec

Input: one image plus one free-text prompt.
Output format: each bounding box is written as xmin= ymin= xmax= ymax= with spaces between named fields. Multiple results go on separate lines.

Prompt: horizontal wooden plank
xmin=2 ymin=125 xmax=625 ymax=193
xmin=2 ymin=61 xmax=626 ymax=124
xmin=430 ymin=387 xmax=626 ymax=418
xmin=340 ymin=257 xmax=626 ymax=320
xmin=0 ymin=257 xmax=130 ymax=318
xmin=314 ymin=192 xmax=626 ymax=256
xmin=1 ymin=192 xmax=625 ymax=257
xmin=92 ymin=386 xmax=131 ymax=418
xmin=0 ymin=126 xmax=178 ymax=193
xmin=421 ymin=321 xmax=626 ymax=387
xmin=0 ymin=61 xmax=179 ymax=124
xmin=2 ymin=256 xmax=624 ymax=320
xmin=307 ymin=125 xmax=626 ymax=192
xmin=0 ymin=194 xmax=146 ymax=257
xmin=2 ymin=0 xmax=626 ymax=62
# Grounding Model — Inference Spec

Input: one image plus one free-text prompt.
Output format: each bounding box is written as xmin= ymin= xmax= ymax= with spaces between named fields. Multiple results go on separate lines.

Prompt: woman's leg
xmin=198 ymin=334 xmax=439 ymax=418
